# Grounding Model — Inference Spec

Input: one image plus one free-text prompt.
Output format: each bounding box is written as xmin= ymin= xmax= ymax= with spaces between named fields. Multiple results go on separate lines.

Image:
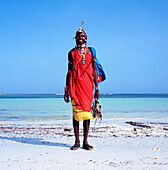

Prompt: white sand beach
xmin=0 ymin=119 xmax=168 ymax=170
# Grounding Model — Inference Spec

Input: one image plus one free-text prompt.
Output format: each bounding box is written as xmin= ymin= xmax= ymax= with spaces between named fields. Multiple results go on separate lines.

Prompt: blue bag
xmin=88 ymin=47 xmax=106 ymax=83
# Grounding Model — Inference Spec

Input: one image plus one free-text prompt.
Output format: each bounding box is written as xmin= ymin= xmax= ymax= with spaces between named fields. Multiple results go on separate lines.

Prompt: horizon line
xmin=1 ymin=93 xmax=168 ymax=95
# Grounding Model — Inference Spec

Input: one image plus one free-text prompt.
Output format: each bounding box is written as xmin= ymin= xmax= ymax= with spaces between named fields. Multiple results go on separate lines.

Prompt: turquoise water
xmin=0 ymin=97 xmax=168 ymax=121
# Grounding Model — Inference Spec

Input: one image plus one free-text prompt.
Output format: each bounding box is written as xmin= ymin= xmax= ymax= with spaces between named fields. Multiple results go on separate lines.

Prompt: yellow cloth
xmin=71 ymin=99 xmax=93 ymax=121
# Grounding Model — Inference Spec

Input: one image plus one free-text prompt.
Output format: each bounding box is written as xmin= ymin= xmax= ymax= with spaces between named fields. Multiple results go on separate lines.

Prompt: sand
xmin=0 ymin=118 xmax=168 ymax=170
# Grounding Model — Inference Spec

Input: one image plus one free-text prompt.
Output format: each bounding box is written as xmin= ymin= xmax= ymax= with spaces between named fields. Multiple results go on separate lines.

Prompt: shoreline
xmin=1 ymin=117 xmax=168 ymax=124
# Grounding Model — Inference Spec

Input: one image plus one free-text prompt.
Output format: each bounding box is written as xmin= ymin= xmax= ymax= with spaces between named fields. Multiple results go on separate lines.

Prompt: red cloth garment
xmin=68 ymin=47 xmax=94 ymax=112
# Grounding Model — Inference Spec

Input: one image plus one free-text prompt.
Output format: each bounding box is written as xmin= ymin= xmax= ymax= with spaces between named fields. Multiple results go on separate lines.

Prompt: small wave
xmin=0 ymin=109 xmax=8 ymax=111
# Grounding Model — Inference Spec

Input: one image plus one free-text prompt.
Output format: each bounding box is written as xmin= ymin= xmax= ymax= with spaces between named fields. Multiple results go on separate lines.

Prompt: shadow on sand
xmin=0 ymin=136 xmax=71 ymax=148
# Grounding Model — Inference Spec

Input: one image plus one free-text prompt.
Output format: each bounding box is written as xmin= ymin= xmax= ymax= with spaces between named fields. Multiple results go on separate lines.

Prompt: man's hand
xmin=94 ymin=90 xmax=99 ymax=99
xmin=64 ymin=91 xmax=70 ymax=103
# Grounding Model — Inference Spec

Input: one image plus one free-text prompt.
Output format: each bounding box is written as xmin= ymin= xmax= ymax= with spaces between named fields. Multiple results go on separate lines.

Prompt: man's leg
xmin=71 ymin=117 xmax=80 ymax=150
xmin=83 ymin=119 xmax=93 ymax=150
xmin=83 ymin=119 xmax=90 ymax=145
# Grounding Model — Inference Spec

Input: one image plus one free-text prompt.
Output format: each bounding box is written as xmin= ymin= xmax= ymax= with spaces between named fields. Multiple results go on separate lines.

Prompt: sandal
xmin=71 ymin=143 xmax=80 ymax=150
xmin=83 ymin=144 xmax=94 ymax=150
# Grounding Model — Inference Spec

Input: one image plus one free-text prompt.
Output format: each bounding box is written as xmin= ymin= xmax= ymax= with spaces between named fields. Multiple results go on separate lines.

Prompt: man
xmin=64 ymin=22 xmax=99 ymax=150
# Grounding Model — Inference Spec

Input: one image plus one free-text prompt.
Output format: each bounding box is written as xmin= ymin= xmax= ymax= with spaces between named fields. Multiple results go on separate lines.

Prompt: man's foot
xmin=71 ymin=143 xmax=80 ymax=150
xmin=83 ymin=144 xmax=94 ymax=150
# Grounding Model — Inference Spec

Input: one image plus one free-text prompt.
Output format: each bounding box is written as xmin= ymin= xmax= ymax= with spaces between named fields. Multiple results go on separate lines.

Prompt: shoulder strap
xmin=89 ymin=47 xmax=106 ymax=83
xmin=88 ymin=47 xmax=96 ymax=59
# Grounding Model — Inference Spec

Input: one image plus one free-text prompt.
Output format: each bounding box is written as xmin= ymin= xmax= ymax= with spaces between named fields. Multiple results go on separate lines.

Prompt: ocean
xmin=0 ymin=94 xmax=168 ymax=122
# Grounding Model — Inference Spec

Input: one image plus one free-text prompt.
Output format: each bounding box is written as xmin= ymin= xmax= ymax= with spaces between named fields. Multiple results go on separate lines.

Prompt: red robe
xmin=68 ymin=47 xmax=94 ymax=112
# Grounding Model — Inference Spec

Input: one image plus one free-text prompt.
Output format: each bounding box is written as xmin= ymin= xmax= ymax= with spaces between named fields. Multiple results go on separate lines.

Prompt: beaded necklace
xmin=77 ymin=45 xmax=87 ymax=65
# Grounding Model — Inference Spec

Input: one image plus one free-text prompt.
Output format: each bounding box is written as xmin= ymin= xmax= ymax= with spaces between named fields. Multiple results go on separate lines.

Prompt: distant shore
xmin=1 ymin=93 xmax=168 ymax=98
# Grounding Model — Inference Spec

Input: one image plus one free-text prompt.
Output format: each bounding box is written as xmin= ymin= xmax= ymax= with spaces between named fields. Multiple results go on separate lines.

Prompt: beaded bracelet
xmin=64 ymin=86 xmax=68 ymax=91
xmin=95 ymin=86 xmax=100 ymax=91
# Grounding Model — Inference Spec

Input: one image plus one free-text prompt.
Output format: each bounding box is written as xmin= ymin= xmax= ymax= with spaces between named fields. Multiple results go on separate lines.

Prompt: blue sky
xmin=0 ymin=0 xmax=168 ymax=94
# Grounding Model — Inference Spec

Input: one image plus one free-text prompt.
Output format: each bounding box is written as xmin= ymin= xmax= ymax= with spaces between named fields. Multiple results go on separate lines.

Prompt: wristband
xmin=64 ymin=86 xmax=68 ymax=91
xmin=95 ymin=86 xmax=100 ymax=91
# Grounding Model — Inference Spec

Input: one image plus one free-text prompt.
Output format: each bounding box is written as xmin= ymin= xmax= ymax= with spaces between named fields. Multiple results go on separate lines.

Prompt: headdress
xmin=75 ymin=19 xmax=87 ymax=39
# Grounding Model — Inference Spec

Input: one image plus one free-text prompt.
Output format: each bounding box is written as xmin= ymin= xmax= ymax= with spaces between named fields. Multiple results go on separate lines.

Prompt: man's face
xmin=76 ymin=32 xmax=86 ymax=45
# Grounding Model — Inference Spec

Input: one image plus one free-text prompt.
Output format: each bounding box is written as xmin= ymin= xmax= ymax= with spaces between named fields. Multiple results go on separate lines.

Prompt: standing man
xmin=64 ymin=21 xmax=99 ymax=150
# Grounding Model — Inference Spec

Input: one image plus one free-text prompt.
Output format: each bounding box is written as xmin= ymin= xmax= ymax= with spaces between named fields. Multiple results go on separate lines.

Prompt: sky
xmin=0 ymin=0 xmax=168 ymax=94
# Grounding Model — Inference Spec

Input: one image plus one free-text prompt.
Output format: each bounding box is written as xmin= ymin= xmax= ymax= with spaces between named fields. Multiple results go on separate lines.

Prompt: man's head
xmin=75 ymin=28 xmax=87 ymax=46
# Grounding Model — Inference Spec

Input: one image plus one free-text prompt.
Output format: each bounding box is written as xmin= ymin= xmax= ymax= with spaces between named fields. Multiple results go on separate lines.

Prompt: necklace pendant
xmin=81 ymin=58 xmax=85 ymax=65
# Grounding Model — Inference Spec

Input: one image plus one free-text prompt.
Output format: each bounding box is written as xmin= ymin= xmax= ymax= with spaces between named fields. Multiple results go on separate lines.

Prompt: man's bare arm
xmin=92 ymin=50 xmax=99 ymax=99
xmin=64 ymin=51 xmax=73 ymax=103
